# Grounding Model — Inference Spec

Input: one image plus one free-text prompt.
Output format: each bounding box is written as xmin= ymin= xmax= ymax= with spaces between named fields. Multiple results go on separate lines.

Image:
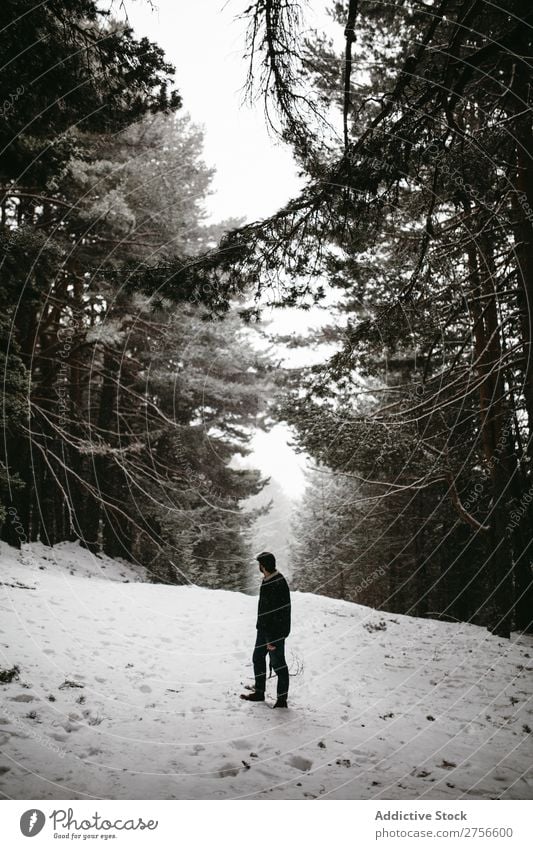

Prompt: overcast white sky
xmin=124 ymin=0 xmax=304 ymax=223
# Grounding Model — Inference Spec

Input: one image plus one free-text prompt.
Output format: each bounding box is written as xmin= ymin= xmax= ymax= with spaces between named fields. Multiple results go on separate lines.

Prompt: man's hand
xmin=267 ymin=643 xmax=276 ymax=651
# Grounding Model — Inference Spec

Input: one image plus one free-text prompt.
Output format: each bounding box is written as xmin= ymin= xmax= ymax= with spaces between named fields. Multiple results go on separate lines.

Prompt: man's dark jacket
xmin=256 ymin=571 xmax=291 ymax=643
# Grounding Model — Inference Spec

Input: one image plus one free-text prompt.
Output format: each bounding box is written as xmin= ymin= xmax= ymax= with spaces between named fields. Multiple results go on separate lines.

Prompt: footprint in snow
xmin=217 ymin=763 xmax=241 ymax=778
xmin=231 ymin=738 xmax=253 ymax=751
xmin=288 ymin=755 xmax=313 ymax=772
xmin=139 ymin=685 xmax=152 ymax=693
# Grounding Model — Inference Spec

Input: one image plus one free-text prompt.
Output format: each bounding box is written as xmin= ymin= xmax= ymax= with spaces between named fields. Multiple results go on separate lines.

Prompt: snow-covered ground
xmin=0 ymin=541 xmax=532 ymax=800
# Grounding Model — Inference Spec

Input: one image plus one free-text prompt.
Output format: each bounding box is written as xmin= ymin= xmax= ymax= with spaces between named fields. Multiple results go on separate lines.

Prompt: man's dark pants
xmin=253 ymin=630 xmax=289 ymax=699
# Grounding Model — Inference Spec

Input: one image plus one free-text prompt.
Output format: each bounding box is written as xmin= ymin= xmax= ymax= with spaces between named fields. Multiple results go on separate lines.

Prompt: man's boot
xmin=240 ymin=691 xmax=265 ymax=702
xmin=273 ymin=697 xmax=288 ymax=708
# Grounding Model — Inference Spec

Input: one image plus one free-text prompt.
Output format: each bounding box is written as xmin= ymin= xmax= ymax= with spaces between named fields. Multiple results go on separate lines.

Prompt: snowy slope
xmin=0 ymin=541 xmax=532 ymax=800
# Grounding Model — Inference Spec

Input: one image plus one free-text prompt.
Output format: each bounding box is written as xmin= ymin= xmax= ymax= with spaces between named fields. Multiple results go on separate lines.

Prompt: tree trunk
xmin=510 ymin=58 xmax=533 ymax=436
xmin=465 ymin=232 xmax=514 ymax=636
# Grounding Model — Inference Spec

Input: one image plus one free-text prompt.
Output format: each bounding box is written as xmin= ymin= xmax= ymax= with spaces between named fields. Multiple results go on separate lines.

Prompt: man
xmin=240 ymin=551 xmax=291 ymax=708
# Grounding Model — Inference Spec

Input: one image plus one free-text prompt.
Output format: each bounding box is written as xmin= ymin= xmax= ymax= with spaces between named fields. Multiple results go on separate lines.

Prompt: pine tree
xmin=0 ymin=2 xmax=269 ymax=590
